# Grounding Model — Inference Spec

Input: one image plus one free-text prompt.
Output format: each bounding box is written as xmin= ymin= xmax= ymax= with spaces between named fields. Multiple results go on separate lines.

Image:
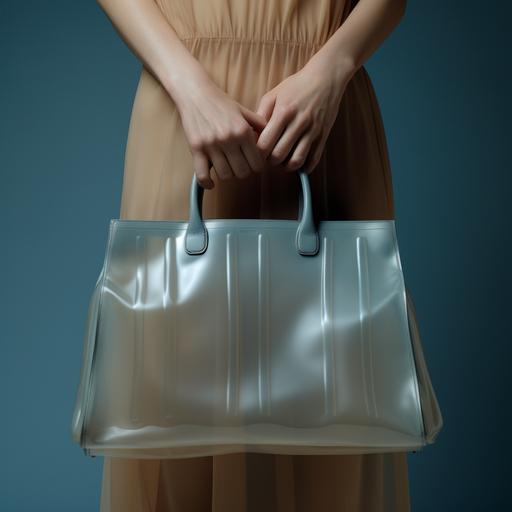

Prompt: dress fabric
xmin=99 ymin=0 xmax=411 ymax=510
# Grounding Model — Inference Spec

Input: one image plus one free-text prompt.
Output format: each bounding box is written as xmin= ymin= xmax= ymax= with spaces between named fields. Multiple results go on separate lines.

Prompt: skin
xmin=97 ymin=0 xmax=407 ymax=189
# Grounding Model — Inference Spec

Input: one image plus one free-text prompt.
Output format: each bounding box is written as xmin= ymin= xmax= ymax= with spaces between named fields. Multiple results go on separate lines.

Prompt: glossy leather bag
xmin=70 ymin=167 xmax=443 ymax=459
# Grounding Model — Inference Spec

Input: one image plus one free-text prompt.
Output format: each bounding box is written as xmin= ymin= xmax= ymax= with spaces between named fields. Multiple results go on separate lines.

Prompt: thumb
xmin=255 ymin=92 xmax=276 ymax=123
xmin=240 ymin=105 xmax=267 ymax=134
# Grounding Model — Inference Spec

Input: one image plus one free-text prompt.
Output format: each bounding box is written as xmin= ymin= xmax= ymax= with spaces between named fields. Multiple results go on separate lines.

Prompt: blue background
xmin=1 ymin=0 xmax=509 ymax=510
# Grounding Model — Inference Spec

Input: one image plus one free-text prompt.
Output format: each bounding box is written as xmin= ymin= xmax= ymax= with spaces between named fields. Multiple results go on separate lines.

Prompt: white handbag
xmin=71 ymin=167 xmax=443 ymax=458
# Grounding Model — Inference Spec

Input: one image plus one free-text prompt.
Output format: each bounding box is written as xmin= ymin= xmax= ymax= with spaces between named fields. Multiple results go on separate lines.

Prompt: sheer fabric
xmin=100 ymin=1 xmax=411 ymax=510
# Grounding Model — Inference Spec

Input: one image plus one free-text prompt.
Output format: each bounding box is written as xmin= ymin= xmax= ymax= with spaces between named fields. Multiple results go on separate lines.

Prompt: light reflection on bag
xmin=71 ymin=167 xmax=443 ymax=459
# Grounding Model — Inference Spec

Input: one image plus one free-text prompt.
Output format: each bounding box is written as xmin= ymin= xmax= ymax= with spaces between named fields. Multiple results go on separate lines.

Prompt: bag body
xmin=71 ymin=169 xmax=443 ymax=458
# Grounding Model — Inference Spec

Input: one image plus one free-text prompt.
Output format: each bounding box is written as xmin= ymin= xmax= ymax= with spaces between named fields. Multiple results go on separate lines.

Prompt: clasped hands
xmin=174 ymin=55 xmax=352 ymax=189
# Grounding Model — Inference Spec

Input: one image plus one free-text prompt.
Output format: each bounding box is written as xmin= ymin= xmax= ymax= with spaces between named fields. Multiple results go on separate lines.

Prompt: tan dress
xmin=99 ymin=0 xmax=410 ymax=510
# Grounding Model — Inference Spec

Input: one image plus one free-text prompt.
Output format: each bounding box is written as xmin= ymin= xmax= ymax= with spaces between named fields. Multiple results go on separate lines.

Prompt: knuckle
xmin=300 ymin=111 xmax=313 ymax=126
xmin=189 ymin=137 xmax=202 ymax=151
xmin=216 ymin=169 xmax=232 ymax=180
xmin=216 ymin=130 xmax=231 ymax=144
xmin=271 ymin=147 xmax=285 ymax=161
xmin=233 ymin=123 xmax=251 ymax=139
xmin=198 ymin=135 xmax=215 ymax=149
xmin=276 ymin=105 xmax=289 ymax=118
xmin=196 ymin=176 xmax=209 ymax=187
xmin=288 ymin=154 xmax=306 ymax=169
xmin=258 ymin=138 xmax=269 ymax=152
xmin=279 ymin=102 xmax=297 ymax=118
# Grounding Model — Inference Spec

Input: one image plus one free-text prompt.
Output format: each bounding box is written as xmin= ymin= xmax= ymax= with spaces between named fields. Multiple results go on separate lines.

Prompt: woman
xmin=96 ymin=0 xmax=410 ymax=510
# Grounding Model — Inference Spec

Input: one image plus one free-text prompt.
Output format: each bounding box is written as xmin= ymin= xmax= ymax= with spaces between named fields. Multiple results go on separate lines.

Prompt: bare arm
xmin=97 ymin=0 xmax=208 ymax=103
xmin=256 ymin=0 xmax=407 ymax=173
xmin=311 ymin=0 xmax=408 ymax=85
xmin=96 ymin=0 xmax=267 ymax=188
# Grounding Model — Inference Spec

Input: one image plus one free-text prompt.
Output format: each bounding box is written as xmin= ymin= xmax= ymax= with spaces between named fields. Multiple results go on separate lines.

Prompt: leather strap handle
xmin=185 ymin=166 xmax=319 ymax=256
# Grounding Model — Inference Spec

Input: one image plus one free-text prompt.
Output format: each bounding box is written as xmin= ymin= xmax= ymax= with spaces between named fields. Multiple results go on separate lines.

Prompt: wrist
xmin=304 ymin=47 xmax=358 ymax=89
xmin=162 ymin=61 xmax=212 ymax=108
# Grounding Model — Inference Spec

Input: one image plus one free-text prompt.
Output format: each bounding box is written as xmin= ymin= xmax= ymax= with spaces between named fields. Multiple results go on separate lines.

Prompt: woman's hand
xmin=255 ymin=56 xmax=354 ymax=174
xmin=95 ymin=0 xmax=268 ymax=190
xmin=254 ymin=0 xmax=408 ymax=174
xmin=172 ymin=72 xmax=268 ymax=189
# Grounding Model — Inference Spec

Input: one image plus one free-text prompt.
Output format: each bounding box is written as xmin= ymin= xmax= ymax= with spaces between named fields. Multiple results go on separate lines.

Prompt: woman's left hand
xmin=255 ymin=55 xmax=355 ymax=174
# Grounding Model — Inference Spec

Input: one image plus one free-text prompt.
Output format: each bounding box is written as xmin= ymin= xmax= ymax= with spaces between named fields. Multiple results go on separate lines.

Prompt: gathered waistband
xmin=179 ymin=34 xmax=325 ymax=50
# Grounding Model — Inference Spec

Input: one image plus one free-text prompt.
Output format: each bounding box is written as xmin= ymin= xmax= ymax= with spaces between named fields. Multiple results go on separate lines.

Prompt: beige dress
xmin=100 ymin=0 xmax=411 ymax=510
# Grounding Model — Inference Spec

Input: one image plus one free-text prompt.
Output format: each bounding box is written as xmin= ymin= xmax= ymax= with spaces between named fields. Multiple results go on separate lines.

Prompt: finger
xmin=240 ymin=129 xmax=266 ymax=173
xmin=222 ymin=140 xmax=252 ymax=179
xmin=284 ymin=131 xmax=314 ymax=172
xmin=255 ymin=93 xmax=276 ymax=122
xmin=269 ymin=115 xmax=311 ymax=166
xmin=193 ymin=151 xmax=214 ymax=189
xmin=209 ymin=146 xmax=234 ymax=181
xmin=257 ymin=105 xmax=293 ymax=159
xmin=240 ymin=105 xmax=268 ymax=134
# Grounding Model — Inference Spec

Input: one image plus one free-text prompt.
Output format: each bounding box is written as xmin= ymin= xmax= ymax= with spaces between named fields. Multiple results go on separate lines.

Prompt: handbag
xmin=70 ymin=166 xmax=443 ymax=459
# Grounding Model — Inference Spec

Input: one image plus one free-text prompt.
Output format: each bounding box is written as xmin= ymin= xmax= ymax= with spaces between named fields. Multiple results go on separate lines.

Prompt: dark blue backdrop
xmin=1 ymin=1 xmax=509 ymax=510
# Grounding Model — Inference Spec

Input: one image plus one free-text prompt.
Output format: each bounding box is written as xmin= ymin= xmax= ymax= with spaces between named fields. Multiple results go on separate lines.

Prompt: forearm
xmin=306 ymin=0 xmax=407 ymax=84
xmin=96 ymin=0 xmax=210 ymax=103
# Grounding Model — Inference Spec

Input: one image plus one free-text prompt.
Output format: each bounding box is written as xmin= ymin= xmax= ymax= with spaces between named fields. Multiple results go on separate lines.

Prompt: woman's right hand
xmin=96 ymin=0 xmax=267 ymax=189
xmin=172 ymin=73 xmax=268 ymax=189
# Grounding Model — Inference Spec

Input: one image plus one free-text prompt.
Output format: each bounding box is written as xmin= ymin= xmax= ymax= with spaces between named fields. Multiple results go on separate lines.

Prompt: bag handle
xmin=184 ymin=166 xmax=319 ymax=256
